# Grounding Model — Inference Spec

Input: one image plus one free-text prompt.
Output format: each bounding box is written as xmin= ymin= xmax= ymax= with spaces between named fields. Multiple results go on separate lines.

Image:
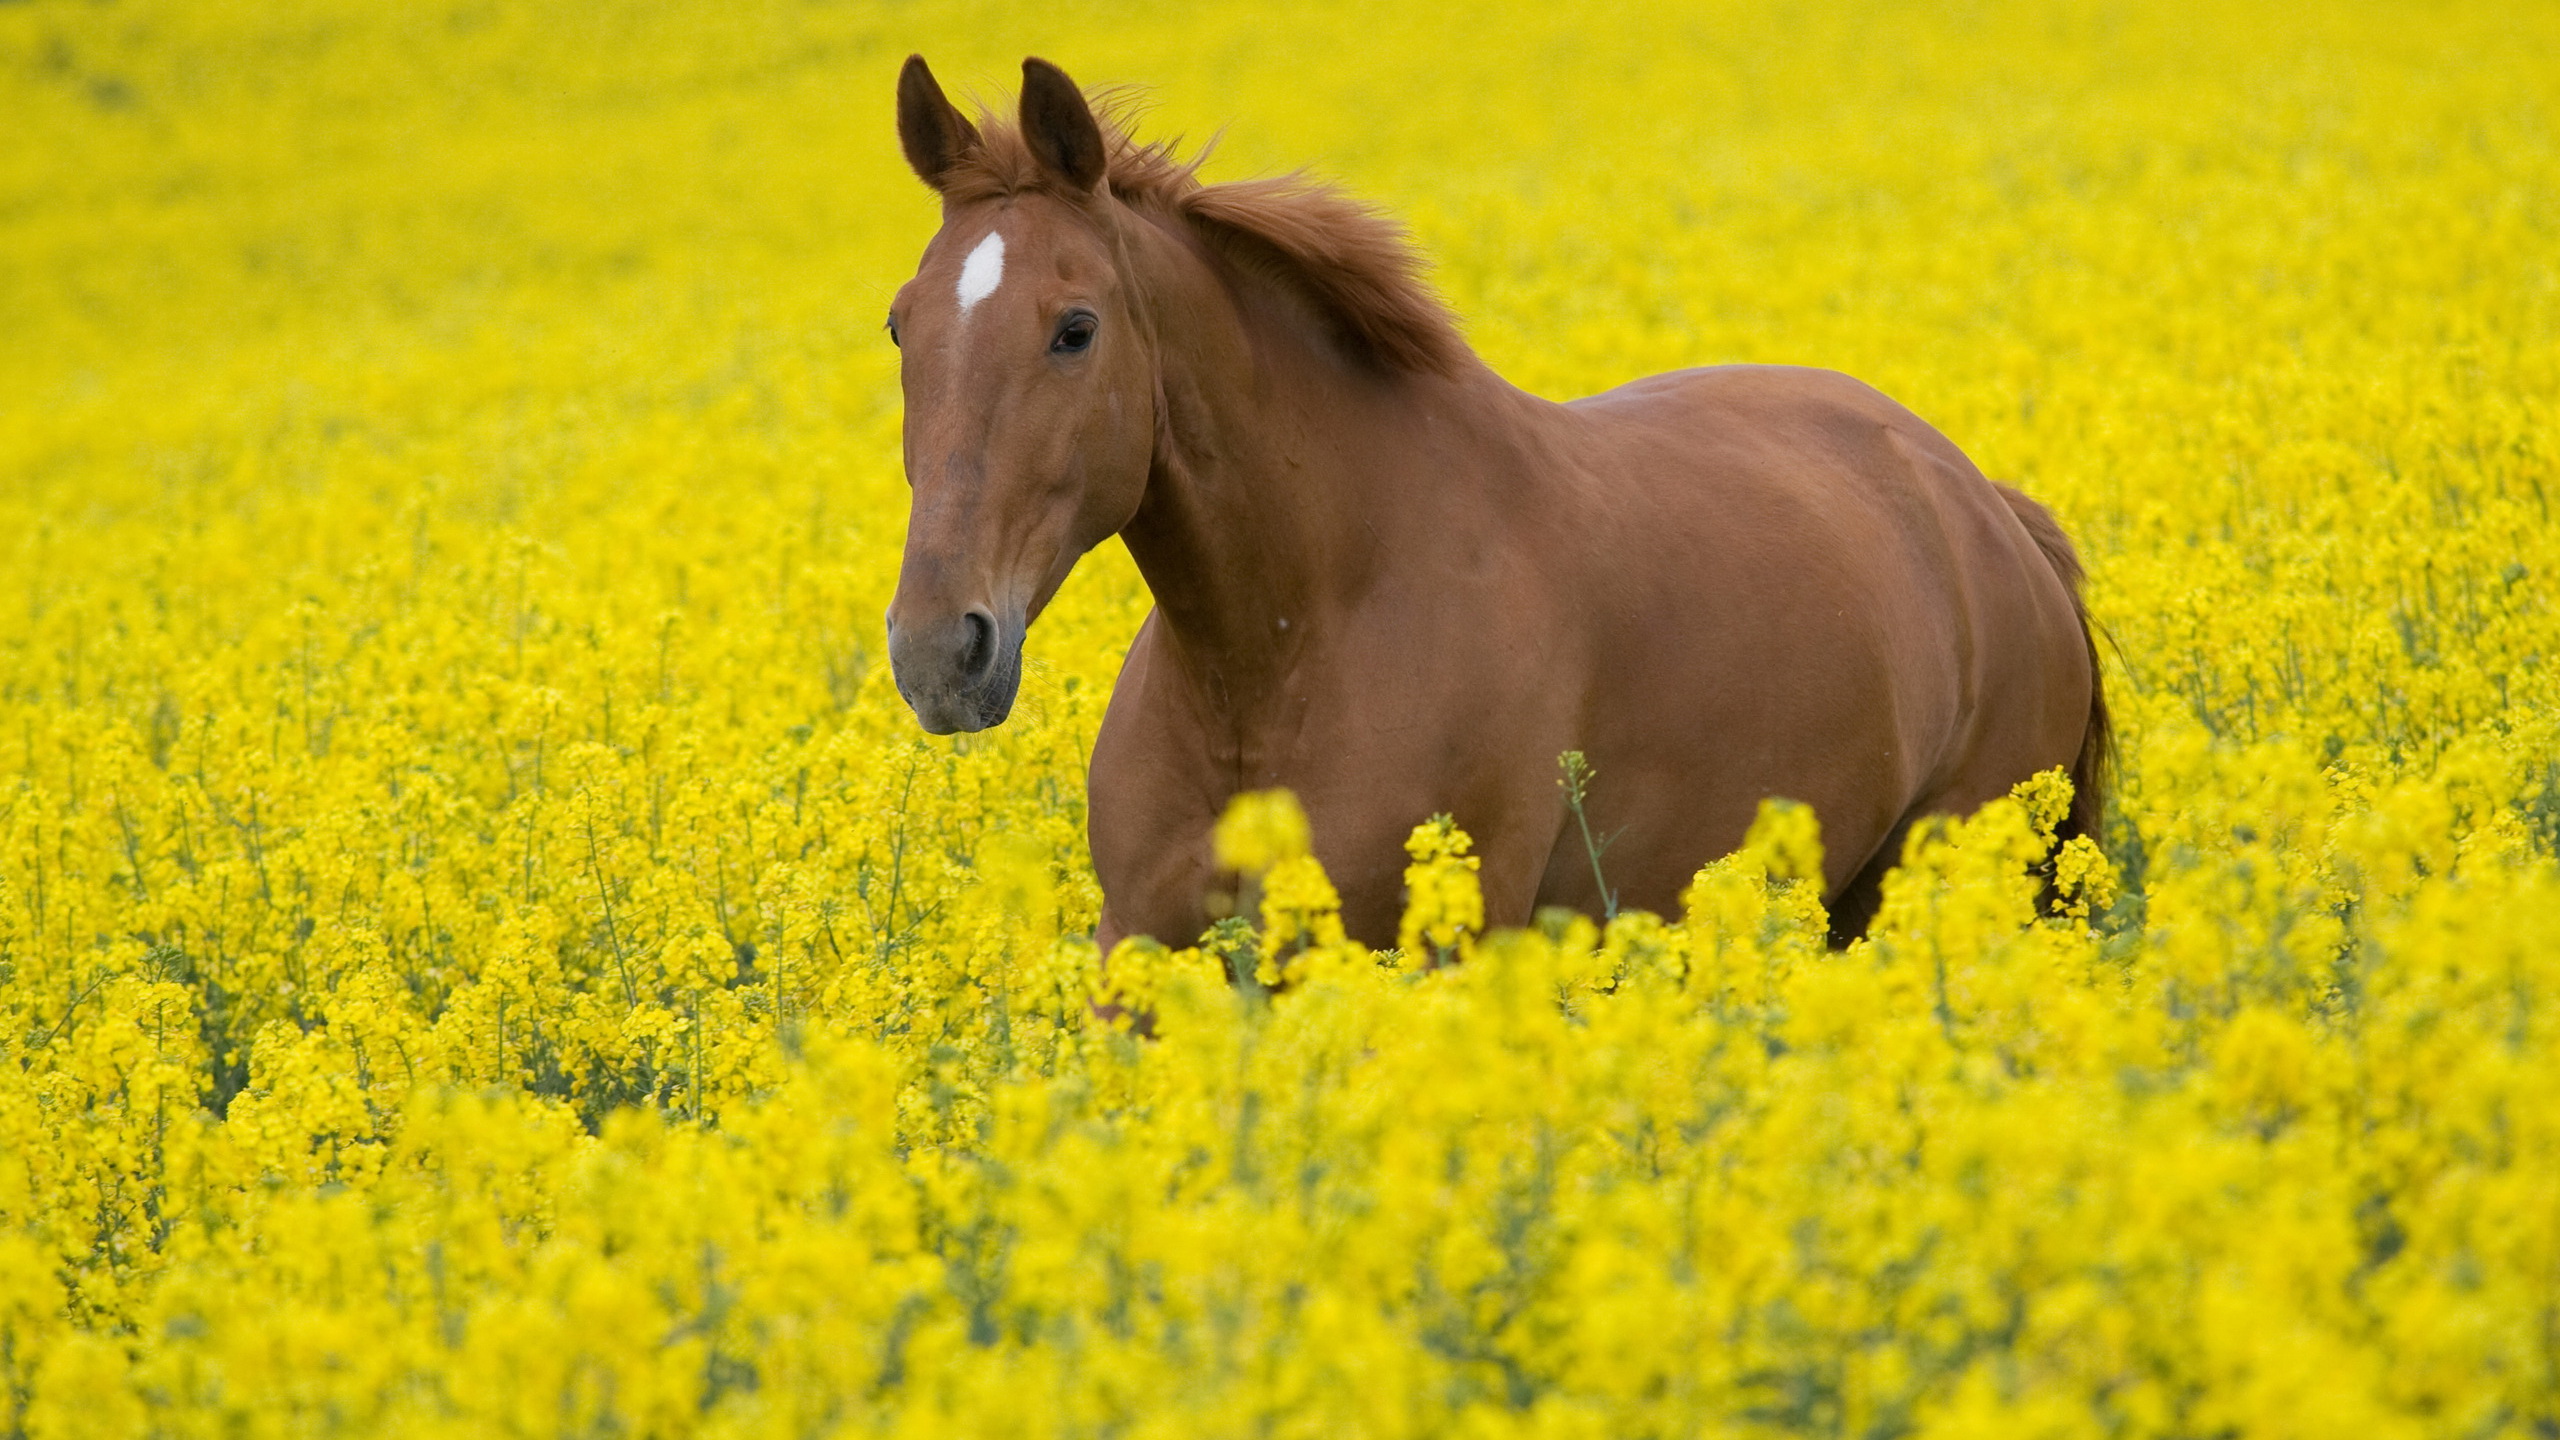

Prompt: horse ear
xmin=898 ymin=55 xmax=979 ymax=190
xmin=1019 ymin=58 xmax=1106 ymax=192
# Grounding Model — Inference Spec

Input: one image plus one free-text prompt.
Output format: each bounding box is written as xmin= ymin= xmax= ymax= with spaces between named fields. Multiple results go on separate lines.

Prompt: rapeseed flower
xmin=2 ymin=0 xmax=2554 ymax=1432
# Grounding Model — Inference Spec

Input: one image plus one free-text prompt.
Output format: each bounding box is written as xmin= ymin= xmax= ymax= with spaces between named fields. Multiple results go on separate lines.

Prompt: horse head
xmin=884 ymin=56 xmax=1159 ymax=734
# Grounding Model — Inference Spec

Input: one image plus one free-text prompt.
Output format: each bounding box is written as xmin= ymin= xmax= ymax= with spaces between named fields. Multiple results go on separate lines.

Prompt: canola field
xmin=5 ymin=1 xmax=2558 ymax=1434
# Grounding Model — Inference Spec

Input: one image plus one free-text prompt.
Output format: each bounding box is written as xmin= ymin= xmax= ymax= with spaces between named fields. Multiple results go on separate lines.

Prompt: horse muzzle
xmin=887 ymin=605 xmax=1025 ymax=734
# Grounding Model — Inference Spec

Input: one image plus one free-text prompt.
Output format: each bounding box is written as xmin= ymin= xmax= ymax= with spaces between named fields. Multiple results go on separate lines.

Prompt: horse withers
xmin=882 ymin=56 xmax=2108 ymax=951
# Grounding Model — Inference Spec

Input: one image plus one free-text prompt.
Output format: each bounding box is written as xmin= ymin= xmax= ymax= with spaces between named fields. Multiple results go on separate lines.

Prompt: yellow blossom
xmin=1213 ymin=789 xmax=1314 ymax=874
xmin=1397 ymin=814 xmax=1485 ymax=962
xmin=2 ymin=0 xmax=2556 ymax=1433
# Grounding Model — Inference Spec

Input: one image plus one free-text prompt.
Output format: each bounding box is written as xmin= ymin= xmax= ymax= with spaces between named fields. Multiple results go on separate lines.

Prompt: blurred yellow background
xmin=3 ymin=1 xmax=2555 ymax=1433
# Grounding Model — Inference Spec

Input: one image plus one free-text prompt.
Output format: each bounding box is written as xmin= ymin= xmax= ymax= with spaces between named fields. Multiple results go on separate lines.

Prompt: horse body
xmin=1091 ymin=343 xmax=2092 ymax=949
xmin=1545 ymin=366 xmax=2095 ymax=931
xmin=882 ymin=58 xmax=2105 ymax=955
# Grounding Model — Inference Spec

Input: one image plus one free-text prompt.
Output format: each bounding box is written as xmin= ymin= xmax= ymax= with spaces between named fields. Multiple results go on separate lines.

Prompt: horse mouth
xmin=904 ymin=635 xmax=1024 ymax=735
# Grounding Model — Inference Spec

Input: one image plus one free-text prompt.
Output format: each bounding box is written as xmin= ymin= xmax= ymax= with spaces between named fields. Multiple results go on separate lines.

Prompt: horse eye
xmin=1052 ymin=313 xmax=1097 ymax=355
xmin=885 ymin=313 xmax=901 ymax=348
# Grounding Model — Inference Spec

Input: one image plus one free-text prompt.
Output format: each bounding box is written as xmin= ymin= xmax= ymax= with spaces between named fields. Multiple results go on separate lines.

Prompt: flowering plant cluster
xmin=3 ymin=0 xmax=2555 ymax=1433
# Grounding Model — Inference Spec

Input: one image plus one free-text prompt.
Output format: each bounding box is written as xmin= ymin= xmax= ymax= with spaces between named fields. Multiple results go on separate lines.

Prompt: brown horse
xmin=883 ymin=56 xmax=2108 ymax=952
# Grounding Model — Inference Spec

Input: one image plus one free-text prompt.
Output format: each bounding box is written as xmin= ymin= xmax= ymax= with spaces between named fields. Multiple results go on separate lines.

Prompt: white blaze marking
xmin=956 ymin=231 xmax=1006 ymax=315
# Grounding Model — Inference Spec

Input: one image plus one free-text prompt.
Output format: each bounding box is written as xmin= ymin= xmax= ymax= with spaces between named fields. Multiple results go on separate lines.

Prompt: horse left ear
xmin=899 ymin=55 xmax=980 ymax=190
xmin=1019 ymin=58 xmax=1107 ymax=192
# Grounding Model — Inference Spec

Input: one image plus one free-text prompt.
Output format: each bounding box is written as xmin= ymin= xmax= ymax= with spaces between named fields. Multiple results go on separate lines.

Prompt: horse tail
xmin=1994 ymin=483 xmax=2112 ymax=849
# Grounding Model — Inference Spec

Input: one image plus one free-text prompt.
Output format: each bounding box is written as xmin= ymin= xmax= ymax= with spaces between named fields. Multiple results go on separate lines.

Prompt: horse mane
xmin=936 ymin=93 xmax=1470 ymax=377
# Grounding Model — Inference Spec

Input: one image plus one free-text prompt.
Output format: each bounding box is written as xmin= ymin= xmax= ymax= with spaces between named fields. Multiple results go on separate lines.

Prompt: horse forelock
xmin=935 ymin=88 xmax=1468 ymax=378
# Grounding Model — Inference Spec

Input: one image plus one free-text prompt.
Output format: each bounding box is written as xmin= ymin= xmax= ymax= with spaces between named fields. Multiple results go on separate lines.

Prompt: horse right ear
xmin=1019 ymin=58 xmax=1107 ymax=192
xmin=897 ymin=55 xmax=979 ymax=190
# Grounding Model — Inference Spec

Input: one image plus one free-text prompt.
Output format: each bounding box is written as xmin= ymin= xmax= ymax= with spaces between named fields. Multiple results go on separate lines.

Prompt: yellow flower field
xmin=4 ymin=0 xmax=2556 ymax=1433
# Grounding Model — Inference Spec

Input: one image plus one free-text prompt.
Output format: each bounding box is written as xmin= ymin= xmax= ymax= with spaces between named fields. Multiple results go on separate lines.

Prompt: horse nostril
xmin=959 ymin=610 xmax=996 ymax=683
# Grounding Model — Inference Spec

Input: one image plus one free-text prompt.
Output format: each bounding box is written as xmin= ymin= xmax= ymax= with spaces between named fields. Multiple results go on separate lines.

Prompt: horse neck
xmin=1114 ymin=213 xmax=1503 ymax=711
